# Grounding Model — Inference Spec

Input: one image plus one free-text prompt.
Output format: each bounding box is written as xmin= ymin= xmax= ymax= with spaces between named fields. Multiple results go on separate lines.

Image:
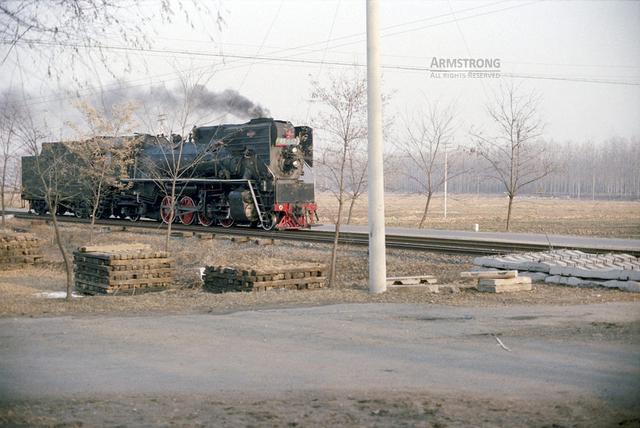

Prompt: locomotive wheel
xmin=197 ymin=209 xmax=215 ymax=227
xmin=160 ymin=196 xmax=175 ymax=224
xmin=74 ymin=201 xmax=90 ymax=219
xmin=32 ymin=200 xmax=47 ymax=216
xmin=178 ymin=196 xmax=196 ymax=225
xmin=261 ymin=213 xmax=280 ymax=231
xmin=219 ymin=217 xmax=234 ymax=228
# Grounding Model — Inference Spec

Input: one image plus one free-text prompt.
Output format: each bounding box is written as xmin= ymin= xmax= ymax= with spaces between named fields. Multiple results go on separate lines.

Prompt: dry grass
xmin=317 ymin=193 xmax=640 ymax=238
xmin=0 ymin=216 xmax=638 ymax=318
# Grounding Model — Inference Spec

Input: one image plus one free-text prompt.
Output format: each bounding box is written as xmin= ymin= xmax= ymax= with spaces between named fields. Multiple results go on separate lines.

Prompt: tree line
xmin=314 ymin=73 xmax=639 ymax=238
xmin=384 ymin=136 xmax=640 ymax=200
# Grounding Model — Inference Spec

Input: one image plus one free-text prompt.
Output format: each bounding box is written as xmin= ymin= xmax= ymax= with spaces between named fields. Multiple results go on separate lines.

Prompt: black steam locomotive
xmin=21 ymin=118 xmax=317 ymax=230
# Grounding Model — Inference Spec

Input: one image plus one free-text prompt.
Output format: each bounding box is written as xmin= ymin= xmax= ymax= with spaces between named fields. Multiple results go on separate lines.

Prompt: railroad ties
xmin=202 ymin=263 xmax=327 ymax=293
xmin=73 ymin=244 xmax=174 ymax=295
xmin=0 ymin=232 xmax=42 ymax=269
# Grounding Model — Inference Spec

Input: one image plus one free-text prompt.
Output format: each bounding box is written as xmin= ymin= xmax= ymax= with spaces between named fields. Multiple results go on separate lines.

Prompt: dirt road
xmin=1 ymin=302 xmax=639 ymax=426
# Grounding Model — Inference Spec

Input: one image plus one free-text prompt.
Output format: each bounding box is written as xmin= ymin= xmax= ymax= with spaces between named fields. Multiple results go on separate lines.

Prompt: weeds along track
xmin=11 ymin=212 xmax=640 ymax=257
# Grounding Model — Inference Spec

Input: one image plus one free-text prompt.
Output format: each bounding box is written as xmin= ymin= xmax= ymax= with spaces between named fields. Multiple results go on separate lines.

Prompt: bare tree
xmin=0 ymin=93 xmax=23 ymax=228
xmin=312 ymin=72 xmax=368 ymax=287
xmin=471 ymin=83 xmax=553 ymax=230
xmin=17 ymin=113 xmax=77 ymax=300
xmin=0 ymin=1 xmax=222 ymax=76
xmin=344 ymin=143 xmax=368 ymax=224
xmin=137 ymin=72 xmax=217 ymax=251
xmin=65 ymin=100 xmax=138 ymax=242
xmin=395 ymin=102 xmax=465 ymax=228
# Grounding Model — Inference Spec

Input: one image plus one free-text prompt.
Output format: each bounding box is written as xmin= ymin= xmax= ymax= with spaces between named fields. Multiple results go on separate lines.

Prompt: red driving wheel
xmin=178 ymin=196 xmax=196 ymax=225
xmin=197 ymin=207 xmax=215 ymax=226
xmin=160 ymin=195 xmax=175 ymax=224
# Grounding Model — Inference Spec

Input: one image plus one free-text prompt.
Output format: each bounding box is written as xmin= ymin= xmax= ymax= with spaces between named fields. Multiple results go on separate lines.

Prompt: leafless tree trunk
xmin=471 ymin=83 xmax=553 ymax=231
xmin=394 ymin=101 xmax=464 ymax=228
xmin=0 ymin=96 xmax=20 ymax=229
xmin=67 ymin=100 xmax=138 ymax=243
xmin=44 ymin=188 xmax=73 ymax=300
xmin=312 ymin=71 xmax=368 ymax=288
xmin=345 ymin=148 xmax=368 ymax=224
xmin=138 ymin=71 xmax=216 ymax=252
xmin=1 ymin=135 xmax=9 ymax=229
xmin=18 ymin=117 xmax=76 ymax=300
xmin=330 ymin=143 xmax=349 ymax=287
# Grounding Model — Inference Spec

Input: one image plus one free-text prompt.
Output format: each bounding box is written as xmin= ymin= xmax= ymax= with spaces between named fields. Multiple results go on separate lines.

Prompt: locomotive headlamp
xmin=292 ymin=147 xmax=298 ymax=153
xmin=278 ymin=204 xmax=283 ymax=210
xmin=293 ymin=160 xmax=300 ymax=167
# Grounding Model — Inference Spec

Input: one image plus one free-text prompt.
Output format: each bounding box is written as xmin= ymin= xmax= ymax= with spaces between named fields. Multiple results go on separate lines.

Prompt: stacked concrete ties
xmin=474 ymin=250 xmax=640 ymax=293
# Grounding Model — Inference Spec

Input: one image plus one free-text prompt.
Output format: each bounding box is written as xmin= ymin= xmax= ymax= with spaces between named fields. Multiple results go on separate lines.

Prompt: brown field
xmin=316 ymin=193 xmax=640 ymax=238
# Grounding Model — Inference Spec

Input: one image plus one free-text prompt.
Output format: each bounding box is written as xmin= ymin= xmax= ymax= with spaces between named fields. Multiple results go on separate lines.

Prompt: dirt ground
xmin=2 ymin=303 xmax=639 ymax=427
xmin=3 ymin=390 xmax=638 ymax=427
xmin=1 ymin=197 xmax=639 ymax=427
xmin=317 ymin=193 xmax=640 ymax=238
xmin=1 ymin=217 xmax=639 ymax=318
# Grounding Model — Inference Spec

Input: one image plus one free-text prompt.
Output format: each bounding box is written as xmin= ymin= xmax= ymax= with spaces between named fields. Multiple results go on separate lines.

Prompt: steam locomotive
xmin=21 ymin=118 xmax=317 ymax=230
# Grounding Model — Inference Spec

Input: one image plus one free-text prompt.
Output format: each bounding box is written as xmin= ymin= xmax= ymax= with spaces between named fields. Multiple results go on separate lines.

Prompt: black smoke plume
xmin=92 ymin=81 xmax=270 ymax=120
xmin=190 ymin=85 xmax=270 ymax=118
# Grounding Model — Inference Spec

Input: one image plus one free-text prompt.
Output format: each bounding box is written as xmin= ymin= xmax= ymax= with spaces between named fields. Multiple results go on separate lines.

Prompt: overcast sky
xmin=2 ymin=0 xmax=639 ymax=143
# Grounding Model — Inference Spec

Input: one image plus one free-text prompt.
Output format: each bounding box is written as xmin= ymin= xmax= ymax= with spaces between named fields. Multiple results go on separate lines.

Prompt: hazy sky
xmin=2 ymin=0 xmax=639 ymax=143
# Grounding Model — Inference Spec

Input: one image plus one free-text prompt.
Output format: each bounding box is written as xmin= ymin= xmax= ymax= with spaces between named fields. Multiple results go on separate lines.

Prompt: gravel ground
xmin=3 ymin=390 xmax=637 ymax=428
xmin=1 ymin=217 xmax=638 ymax=318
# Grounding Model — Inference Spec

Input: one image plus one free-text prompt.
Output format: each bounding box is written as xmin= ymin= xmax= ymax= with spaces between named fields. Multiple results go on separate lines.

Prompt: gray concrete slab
xmin=475 ymin=250 xmax=640 ymax=289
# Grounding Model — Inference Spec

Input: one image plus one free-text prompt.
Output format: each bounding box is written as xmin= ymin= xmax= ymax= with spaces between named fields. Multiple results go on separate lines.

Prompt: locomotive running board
xmin=121 ymin=178 xmax=256 ymax=184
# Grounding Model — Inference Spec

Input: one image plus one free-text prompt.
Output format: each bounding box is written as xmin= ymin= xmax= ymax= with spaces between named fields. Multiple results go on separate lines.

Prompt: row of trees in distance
xmin=314 ymin=73 xmax=639 ymax=234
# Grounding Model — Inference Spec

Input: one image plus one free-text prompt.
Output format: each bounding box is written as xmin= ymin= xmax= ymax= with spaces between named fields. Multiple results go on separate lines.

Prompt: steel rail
xmin=10 ymin=211 xmax=640 ymax=256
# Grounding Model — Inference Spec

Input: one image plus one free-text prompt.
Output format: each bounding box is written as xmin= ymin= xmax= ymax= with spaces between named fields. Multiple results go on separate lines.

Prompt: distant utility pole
xmin=443 ymin=144 xmax=448 ymax=219
xmin=366 ymin=0 xmax=387 ymax=294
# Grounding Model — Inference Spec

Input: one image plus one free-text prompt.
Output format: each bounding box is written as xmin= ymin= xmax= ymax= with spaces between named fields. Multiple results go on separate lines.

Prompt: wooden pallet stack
xmin=74 ymin=244 xmax=174 ymax=295
xmin=0 ymin=232 xmax=42 ymax=269
xmin=202 ymin=263 xmax=327 ymax=293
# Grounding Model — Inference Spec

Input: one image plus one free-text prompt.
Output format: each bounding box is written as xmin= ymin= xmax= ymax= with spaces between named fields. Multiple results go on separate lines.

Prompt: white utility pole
xmin=443 ymin=144 xmax=448 ymax=219
xmin=366 ymin=0 xmax=387 ymax=294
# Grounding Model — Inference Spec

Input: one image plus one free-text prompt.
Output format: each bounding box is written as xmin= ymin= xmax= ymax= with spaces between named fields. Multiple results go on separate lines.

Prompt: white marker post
xmin=366 ymin=0 xmax=387 ymax=294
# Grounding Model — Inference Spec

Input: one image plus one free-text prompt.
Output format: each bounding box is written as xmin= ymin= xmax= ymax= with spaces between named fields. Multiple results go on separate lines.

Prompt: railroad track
xmin=10 ymin=211 xmax=640 ymax=256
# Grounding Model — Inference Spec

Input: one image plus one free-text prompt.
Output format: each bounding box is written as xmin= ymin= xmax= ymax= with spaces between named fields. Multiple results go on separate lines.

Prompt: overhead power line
xmin=5 ymin=40 xmax=639 ymax=88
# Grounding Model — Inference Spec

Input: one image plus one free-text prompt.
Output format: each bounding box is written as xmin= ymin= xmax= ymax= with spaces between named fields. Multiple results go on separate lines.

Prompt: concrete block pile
xmin=0 ymin=232 xmax=42 ymax=269
xmin=460 ymin=270 xmax=532 ymax=293
xmin=203 ymin=263 xmax=326 ymax=293
xmin=474 ymin=250 xmax=640 ymax=293
xmin=74 ymin=244 xmax=174 ymax=295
